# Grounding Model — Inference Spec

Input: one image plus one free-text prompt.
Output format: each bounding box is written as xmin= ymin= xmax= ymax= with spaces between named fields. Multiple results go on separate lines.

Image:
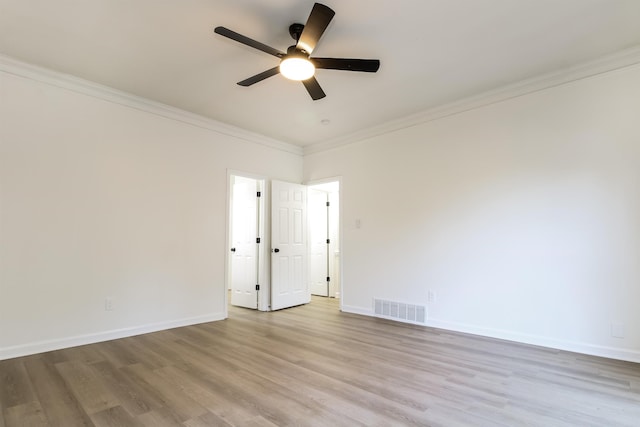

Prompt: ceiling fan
xmin=214 ymin=3 xmax=380 ymax=100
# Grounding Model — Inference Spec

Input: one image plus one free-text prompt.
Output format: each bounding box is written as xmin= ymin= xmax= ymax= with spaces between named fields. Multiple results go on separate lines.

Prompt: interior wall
xmin=304 ymin=65 xmax=640 ymax=362
xmin=0 ymin=70 xmax=302 ymax=359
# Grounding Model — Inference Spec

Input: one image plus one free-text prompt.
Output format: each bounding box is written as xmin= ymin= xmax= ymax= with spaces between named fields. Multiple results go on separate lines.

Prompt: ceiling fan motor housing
xmin=289 ymin=23 xmax=305 ymax=43
xmin=286 ymin=45 xmax=309 ymax=58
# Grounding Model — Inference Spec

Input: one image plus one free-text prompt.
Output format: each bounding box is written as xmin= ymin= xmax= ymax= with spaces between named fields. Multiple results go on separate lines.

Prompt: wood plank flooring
xmin=2 ymin=296 xmax=640 ymax=426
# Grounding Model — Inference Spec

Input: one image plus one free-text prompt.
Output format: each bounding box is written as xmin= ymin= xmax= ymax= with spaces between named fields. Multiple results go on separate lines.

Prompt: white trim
xmin=0 ymin=312 xmax=225 ymax=361
xmin=341 ymin=304 xmax=373 ymax=317
xmin=426 ymin=318 xmax=640 ymax=364
xmin=5 ymin=45 xmax=640 ymax=159
xmin=340 ymin=305 xmax=640 ymax=364
xmin=304 ymin=45 xmax=640 ymax=155
xmin=0 ymin=54 xmax=303 ymax=156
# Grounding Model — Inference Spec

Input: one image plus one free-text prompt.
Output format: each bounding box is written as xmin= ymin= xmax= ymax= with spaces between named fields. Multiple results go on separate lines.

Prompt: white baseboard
xmin=0 ymin=312 xmax=225 ymax=361
xmin=340 ymin=304 xmax=640 ymax=364
xmin=426 ymin=318 xmax=640 ymax=364
xmin=341 ymin=304 xmax=373 ymax=317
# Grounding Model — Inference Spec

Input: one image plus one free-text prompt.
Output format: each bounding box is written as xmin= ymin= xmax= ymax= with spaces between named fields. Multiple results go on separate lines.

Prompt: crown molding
xmin=304 ymin=45 xmax=640 ymax=156
xmin=4 ymin=45 xmax=640 ymax=159
xmin=0 ymin=54 xmax=303 ymax=157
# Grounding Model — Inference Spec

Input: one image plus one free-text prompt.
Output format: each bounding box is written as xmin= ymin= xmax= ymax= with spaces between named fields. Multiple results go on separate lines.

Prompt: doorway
xmin=227 ymin=175 xmax=341 ymax=314
xmin=308 ymin=180 xmax=340 ymax=299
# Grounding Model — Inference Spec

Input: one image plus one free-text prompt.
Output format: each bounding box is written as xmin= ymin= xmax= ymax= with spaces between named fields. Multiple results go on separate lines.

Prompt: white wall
xmin=304 ymin=65 xmax=640 ymax=362
xmin=3 ymin=58 xmax=639 ymax=364
xmin=0 ymin=69 xmax=302 ymax=359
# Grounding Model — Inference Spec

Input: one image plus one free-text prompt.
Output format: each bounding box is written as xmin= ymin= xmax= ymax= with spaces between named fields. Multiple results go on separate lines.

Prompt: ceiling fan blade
xmin=302 ymin=77 xmax=326 ymax=100
xmin=297 ymin=3 xmax=335 ymax=54
xmin=237 ymin=67 xmax=281 ymax=86
xmin=312 ymin=58 xmax=380 ymax=72
xmin=214 ymin=26 xmax=285 ymax=58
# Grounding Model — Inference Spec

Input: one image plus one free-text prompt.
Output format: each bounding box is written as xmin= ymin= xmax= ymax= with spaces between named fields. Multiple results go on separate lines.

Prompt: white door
xmin=271 ymin=180 xmax=310 ymax=310
xmin=230 ymin=176 xmax=259 ymax=309
xmin=309 ymin=189 xmax=329 ymax=296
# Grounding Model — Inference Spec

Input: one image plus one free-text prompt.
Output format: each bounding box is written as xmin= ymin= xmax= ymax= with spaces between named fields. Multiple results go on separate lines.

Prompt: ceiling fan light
xmin=280 ymin=57 xmax=315 ymax=81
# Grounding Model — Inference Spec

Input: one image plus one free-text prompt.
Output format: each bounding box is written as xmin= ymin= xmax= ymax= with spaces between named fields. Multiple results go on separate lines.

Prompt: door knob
xmin=273 ymin=248 xmax=280 ymax=253
xmin=230 ymin=248 xmax=236 ymax=252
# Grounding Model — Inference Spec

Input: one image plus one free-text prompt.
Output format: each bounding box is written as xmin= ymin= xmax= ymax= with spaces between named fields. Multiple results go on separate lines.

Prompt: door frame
xmin=225 ymin=170 xmax=269 ymax=316
xmin=306 ymin=176 xmax=343 ymax=311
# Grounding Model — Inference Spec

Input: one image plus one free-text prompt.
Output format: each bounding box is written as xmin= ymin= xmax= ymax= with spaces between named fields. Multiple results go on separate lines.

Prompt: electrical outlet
xmin=427 ymin=290 xmax=436 ymax=303
xmin=611 ymin=323 xmax=625 ymax=339
xmin=105 ymin=297 xmax=114 ymax=311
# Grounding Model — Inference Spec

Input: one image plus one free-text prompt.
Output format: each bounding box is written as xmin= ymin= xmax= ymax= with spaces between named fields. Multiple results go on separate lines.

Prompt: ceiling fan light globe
xmin=280 ymin=57 xmax=315 ymax=81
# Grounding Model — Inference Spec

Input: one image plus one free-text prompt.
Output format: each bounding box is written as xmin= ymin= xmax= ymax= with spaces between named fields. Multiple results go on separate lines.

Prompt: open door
xmin=230 ymin=176 xmax=260 ymax=309
xmin=309 ymin=188 xmax=329 ymax=296
xmin=308 ymin=180 xmax=340 ymax=298
xmin=271 ymin=180 xmax=310 ymax=310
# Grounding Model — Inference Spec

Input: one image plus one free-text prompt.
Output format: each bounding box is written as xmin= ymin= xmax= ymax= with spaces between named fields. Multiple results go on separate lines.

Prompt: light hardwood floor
xmin=1 ymin=296 xmax=639 ymax=426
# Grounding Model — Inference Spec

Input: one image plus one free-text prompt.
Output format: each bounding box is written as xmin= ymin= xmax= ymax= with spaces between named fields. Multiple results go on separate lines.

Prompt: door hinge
xmin=326 ymin=276 xmax=331 ymax=282
xmin=326 ymin=239 xmax=330 ymax=244
xmin=255 ymin=284 xmax=260 ymax=291
xmin=257 ymin=191 xmax=261 ymax=197
xmin=256 ymin=237 xmax=261 ymax=244
xmin=326 ymin=201 xmax=330 ymax=207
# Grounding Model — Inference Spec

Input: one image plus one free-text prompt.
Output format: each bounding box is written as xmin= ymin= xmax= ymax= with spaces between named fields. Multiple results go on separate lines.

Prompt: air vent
xmin=373 ymin=298 xmax=426 ymax=325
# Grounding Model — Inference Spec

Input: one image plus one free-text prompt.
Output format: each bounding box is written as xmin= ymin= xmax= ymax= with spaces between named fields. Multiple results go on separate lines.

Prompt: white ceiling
xmin=2 ymin=0 xmax=640 ymax=148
